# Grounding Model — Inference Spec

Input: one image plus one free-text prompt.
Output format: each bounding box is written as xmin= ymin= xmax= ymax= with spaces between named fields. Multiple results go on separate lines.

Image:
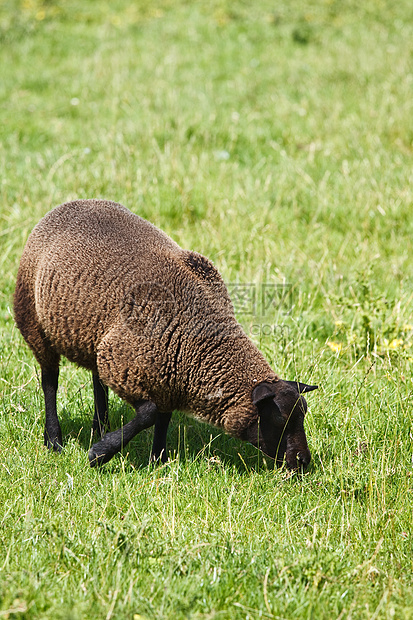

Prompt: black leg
xmin=151 ymin=412 xmax=172 ymax=463
xmin=92 ymin=374 xmax=109 ymax=437
xmin=41 ymin=367 xmax=62 ymax=452
xmin=88 ymin=400 xmax=157 ymax=467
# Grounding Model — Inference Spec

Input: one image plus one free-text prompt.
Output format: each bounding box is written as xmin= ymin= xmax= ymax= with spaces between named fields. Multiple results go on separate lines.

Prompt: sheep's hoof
xmin=44 ymin=438 xmax=63 ymax=453
xmin=150 ymin=449 xmax=168 ymax=464
xmin=92 ymin=423 xmax=109 ymax=439
xmin=88 ymin=447 xmax=113 ymax=467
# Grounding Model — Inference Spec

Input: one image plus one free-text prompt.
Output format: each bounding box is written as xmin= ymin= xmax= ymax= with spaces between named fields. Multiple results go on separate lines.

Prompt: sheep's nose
xmin=297 ymin=451 xmax=311 ymax=469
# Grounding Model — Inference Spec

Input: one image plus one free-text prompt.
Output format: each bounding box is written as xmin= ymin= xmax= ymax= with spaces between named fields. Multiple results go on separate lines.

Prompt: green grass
xmin=1 ymin=0 xmax=413 ymax=617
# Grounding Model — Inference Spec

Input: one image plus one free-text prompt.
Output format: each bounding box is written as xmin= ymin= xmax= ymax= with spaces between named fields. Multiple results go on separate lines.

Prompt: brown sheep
xmin=13 ymin=199 xmax=317 ymax=469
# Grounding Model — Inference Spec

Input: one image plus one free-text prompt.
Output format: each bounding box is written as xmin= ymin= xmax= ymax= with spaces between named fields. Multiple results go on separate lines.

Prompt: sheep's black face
xmin=246 ymin=380 xmax=317 ymax=470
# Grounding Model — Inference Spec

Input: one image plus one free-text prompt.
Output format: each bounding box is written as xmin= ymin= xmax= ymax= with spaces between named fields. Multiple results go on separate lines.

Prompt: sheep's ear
xmin=252 ymin=382 xmax=276 ymax=405
xmin=286 ymin=381 xmax=318 ymax=394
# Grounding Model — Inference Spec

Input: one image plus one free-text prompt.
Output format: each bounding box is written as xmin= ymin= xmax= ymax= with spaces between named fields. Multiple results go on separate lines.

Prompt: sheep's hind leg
xmin=92 ymin=374 xmax=109 ymax=438
xmin=88 ymin=400 xmax=157 ymax=467
xmin=42 ymin=367 xmax=63 ymax=452
xmin=151 ymin=412 xmax=172 ymax=463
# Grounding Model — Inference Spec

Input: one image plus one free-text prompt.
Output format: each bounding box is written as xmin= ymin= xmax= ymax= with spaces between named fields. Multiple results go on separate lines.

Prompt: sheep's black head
xmin=246 ymin=380 xmax=317 ymax=470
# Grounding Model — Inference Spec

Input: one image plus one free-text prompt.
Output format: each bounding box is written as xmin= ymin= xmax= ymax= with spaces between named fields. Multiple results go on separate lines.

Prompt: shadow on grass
xmin=58 ymin=401 xmax=277 ymax=475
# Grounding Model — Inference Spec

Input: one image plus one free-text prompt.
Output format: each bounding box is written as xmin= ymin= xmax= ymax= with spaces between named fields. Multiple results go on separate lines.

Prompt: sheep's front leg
xmin=92 ymin=374 xmax=109 ymax=438
xmin=88 ymin=400 xmax=157 ymax=467
xmin=151 ymin=412 xmax=172 ymax=463
xmin=42 ymin=367 xmax=63 ymax=452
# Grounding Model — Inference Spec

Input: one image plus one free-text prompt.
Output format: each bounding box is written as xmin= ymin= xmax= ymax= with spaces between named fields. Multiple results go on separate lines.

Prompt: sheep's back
xmin=18 ymin=200 xmax=233 ymax=370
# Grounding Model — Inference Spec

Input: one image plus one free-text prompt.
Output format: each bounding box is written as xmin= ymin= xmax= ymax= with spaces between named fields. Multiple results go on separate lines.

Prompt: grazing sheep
xmin=14 ymin=199 xmax=317 ymax=469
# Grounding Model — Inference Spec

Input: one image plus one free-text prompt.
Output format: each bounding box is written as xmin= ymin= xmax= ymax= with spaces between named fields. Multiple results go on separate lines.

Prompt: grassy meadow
xmin=1 ymin=0 xmax=413 ymax=617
